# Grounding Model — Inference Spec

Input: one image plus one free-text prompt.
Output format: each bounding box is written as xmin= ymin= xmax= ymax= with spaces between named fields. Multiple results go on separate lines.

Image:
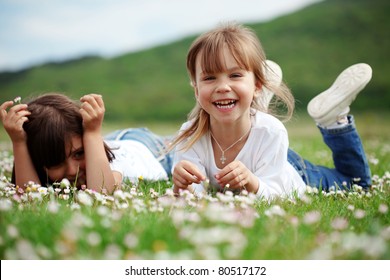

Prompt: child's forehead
xmin=196 ymin=47 xmax=245 ymax=74
xmin=65 ymin=135 xmax=83 ymax=154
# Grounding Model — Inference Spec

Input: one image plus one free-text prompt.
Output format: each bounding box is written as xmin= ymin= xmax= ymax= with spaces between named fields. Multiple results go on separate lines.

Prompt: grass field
xmin=0 ymin=112 xmax=389 ymax=260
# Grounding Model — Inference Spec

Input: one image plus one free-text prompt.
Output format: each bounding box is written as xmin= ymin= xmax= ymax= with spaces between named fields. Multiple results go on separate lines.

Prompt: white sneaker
xmin=260 ymin=60 xmax=282 ymax=109
xmin=307 ymin=63 xmax=372 ymax=127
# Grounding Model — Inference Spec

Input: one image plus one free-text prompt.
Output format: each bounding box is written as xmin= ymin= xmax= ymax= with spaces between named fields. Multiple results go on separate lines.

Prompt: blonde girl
xmin=171 ymin=23 xmax=372 ymax=199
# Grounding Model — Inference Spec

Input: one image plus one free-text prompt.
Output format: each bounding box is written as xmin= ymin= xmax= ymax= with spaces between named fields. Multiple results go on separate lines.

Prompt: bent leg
xmin=288 ymin=116 xmax=371 ymax=191
xmin=287 ymin=149 xmax=351 ymax=191
xmin=319 ymin=116 xmax=371 ymax=189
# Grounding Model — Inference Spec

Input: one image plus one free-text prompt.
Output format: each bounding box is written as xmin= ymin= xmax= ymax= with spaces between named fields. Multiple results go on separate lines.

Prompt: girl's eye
xmin=203 ymin=76 xmax=215 ymax=81
xmin=73 ymin=150 xmax=84 ymax=160
xmin=231 ymin=73 xmax=243 ymax=78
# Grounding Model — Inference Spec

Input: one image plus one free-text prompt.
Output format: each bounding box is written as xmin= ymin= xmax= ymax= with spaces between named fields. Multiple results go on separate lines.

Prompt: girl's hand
xmin=215 ymin=160 xmax=259 ymax=193
xmin=172 ymin=160 xmax=206 ymax=192
xmin=0 ymin=101 xmax=30 ymax=143
xmin=80 ymin=94 xmax=105 ymax=133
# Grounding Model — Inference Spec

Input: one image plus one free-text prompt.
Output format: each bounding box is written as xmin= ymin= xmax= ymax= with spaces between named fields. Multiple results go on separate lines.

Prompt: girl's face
xmin=194 ymin=46 xmax=261 ymax=125
xmin=45 ymin=135 xmax=86 ymax=187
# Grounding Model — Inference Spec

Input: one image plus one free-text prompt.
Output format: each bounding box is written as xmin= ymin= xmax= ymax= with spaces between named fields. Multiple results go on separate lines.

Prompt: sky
xmin=0 ymin=0 xmax=321 ymax=72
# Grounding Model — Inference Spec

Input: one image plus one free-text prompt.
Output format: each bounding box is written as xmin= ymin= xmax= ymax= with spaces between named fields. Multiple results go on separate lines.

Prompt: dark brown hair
xmin=12 ymin=93 xmax=114 ymax=186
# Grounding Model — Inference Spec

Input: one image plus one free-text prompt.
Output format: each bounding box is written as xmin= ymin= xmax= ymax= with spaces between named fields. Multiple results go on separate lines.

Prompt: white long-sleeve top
xmin=173 ymin=111 xmax=306 ymax=199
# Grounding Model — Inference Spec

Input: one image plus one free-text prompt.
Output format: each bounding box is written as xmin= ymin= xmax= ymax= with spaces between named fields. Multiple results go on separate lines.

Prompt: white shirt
xmin=173 ymin=111 xmax=306 ymax=199
xmin=106 ymin=140 xmax=168 ymax=183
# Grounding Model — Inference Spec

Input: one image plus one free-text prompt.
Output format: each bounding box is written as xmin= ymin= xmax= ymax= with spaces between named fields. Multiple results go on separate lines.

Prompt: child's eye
xmin=203 ymin=76 xmax=215 ymax=81
xmin=231 ymin=73 xmax=243 ymax=78
xmin=73 ymin=150 xmax=84 ymax=160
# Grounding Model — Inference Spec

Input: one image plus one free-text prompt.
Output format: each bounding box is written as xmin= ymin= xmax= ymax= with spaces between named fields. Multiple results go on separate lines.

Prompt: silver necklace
xmin=210 ymin=128 xmax=251 ymax=164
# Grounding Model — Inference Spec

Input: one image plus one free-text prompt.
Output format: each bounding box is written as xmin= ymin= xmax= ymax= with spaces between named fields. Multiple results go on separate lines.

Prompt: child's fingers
xmin=173 ymin=161 xmax=205 ymax=188
xmin=0 ymin=101 xmax=14 ymax=111
xmin=10 ymin=104 xmax=29 ymax=113
xmin=215 ymin=161 xmax=246 ymax=188
xmin=1 ymin=107 xmax=30 ymax=142
xmin=0 ymin=101 xmax=17 ymax=120
xmin=0 ymin=107 xmax=7 ymax=121
xmin=181 ymin=160 xmax=206 ymax=182
xmin=80 ymin=99 xmax=98 ymax=116
xmin=80 ymin=94 xmax=105 ymax=119
xmin=8 ymin=111 xmax=30 ymax=128
xmin=16 ymin=116 xmax=29 ymax=127
xmin=80 ymin=94 xmax=97 ymax=108
xmin=80 ymin=94 xmax=104 ymax=109
xmin=173 ymin=173 xmax=191 ymax=188
xmin=173 ymin=166 xmax=193 ymax=186
xmin=82 ymin=93 xmax=102 ymax=100
xmin=93 ymin=94 xmax=104 ymax=109
xmin=80 ymin=100 xmax=94 ymax=115
xmin=4 ymin=104 xmax=29 ymax=122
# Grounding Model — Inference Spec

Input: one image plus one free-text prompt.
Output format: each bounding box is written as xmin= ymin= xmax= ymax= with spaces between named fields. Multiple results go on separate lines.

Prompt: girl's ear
xmin=254 ymin=81 xmax=262 ymax=97
xmin=192 ymin=81 xmax=199 ymax=99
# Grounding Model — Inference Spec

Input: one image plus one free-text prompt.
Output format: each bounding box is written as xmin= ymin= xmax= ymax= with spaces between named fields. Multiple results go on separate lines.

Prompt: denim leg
xmin=319 ymin=115 xmax=371 ymax=189
xmin=288 ymin=116 xmax=371 ymax=191
xmin=104 ymin=128 xmax=174 ymax=176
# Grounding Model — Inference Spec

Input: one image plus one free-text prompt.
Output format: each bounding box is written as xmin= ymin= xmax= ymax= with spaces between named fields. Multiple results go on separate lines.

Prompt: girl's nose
xmin=216 ymin=82 xmax=231 ymax=93
xmin=66 ymin=161 xmax=79 ymax=177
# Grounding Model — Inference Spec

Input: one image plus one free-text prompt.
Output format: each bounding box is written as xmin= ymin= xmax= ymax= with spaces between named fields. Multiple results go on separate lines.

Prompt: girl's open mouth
xmin=213 ymin=100 xmax=237 ymax=109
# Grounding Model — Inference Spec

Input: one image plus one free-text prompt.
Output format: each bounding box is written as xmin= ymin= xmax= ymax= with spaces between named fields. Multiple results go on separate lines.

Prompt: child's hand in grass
xmin=172 ymin=160 xmax=206 ymax=194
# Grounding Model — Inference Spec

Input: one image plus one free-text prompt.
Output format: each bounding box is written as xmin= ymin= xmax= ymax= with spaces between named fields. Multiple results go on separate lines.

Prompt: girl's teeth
xmin=215 ymin=100 xmax=236 ymax=108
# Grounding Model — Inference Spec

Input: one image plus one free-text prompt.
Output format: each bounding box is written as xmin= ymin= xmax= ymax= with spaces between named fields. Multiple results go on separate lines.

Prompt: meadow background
xmin=0 ymin=0 xmax=389 ymax=124
xmin=0 ymin=0 xmax=389 ymax=260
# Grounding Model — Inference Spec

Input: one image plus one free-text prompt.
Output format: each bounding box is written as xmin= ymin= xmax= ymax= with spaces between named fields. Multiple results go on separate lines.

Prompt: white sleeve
xmin=253 ymin=129 xmax=292 ymax=199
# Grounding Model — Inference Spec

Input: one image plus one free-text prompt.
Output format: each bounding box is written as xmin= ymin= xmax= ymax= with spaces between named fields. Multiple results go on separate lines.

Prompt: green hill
xmin=0 ymin=0 xmax=389 ymax=122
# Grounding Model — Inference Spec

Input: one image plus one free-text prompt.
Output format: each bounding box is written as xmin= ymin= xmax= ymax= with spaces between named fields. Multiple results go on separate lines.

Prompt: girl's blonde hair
xmin=170 ymin=22 xmax=295 ymax=151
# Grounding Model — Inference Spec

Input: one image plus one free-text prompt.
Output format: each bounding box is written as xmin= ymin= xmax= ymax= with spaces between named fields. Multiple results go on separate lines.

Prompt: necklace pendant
xmin=220 ymin=153 xmax=226 ymax=164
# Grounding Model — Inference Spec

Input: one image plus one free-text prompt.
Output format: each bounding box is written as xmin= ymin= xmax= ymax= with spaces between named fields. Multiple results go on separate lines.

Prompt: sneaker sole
xmin=307 ymin=63 xmax=372 ymax=126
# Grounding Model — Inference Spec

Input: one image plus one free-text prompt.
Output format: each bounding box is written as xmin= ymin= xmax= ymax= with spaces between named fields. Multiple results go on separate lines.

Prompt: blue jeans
xmin=104 ymin=128 xmax=174 ymax=176
xmin=287 ymin=116 xmax=372 ymax=191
